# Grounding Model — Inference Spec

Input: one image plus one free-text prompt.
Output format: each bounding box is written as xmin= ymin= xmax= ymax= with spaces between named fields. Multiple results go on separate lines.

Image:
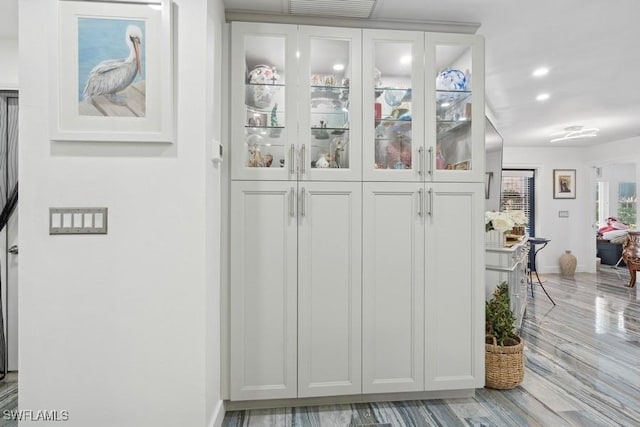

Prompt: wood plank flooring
xmin=223 ymin=266 xmax=640 ymax=426
xmin=0 ymin=373 xmax=18 ymax=427
xmin=0 ymin=268 xmax=636 ymax=426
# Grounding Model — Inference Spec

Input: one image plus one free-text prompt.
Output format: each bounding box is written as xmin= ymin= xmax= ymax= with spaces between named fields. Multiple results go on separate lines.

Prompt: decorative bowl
xmin=436 ymin=69 xmax=468 ymax=91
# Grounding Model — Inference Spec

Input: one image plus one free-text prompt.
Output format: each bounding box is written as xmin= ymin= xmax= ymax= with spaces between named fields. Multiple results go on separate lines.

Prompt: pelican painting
xmin=78 ymin=18 xmax=146 ymax=117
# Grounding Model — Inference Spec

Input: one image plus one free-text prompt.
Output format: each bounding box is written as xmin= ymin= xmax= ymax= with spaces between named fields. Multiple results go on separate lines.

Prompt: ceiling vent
xmin=289 ymin=0 xmax=377 ymax=18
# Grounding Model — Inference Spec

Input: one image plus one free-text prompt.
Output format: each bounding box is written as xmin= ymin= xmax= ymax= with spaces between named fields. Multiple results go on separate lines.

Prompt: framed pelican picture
xmin=50 ymin=0 xmax=174 ymax=142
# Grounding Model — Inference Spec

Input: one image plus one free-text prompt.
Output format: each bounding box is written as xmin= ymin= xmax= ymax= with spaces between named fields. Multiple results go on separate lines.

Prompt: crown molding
xmin=224 ymin=9 xmax=480 ymax=34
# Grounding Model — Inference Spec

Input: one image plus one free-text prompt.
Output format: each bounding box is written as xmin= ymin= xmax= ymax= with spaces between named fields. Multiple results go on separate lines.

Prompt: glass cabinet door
xmin=363 ymin=30 xmax=425 ymax=182
xmin=298 ymin=26 xmax=361 ymax=181
xmin=231 ymin=23 xmax=299 ymax=180
xmin=428 ymin=33 xmax=484 ymax=183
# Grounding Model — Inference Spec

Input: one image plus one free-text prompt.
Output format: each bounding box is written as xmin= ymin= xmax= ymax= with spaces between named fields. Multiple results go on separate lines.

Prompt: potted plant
xmin=485 ymin=281 xmax=524 ymax=389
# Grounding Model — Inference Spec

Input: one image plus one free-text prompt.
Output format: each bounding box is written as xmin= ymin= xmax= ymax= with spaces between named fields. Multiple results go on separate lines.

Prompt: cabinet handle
xmin=427 ymin=188 xmax=433 ymax=216
xmin=300 ymin=144 xmax=306 ymax=176
xmin=418 ymin=188 xmax=424 ymax=216
xmin=418 ymin=147 xmax=424 ymax=177
xmin=289 ymin=187 xmax=295 ymax=217
xmin=300 ymin=187 xmax=306 ymax=216
xmin=289 ymin=144 xmax=295 ymax=175
xmin=427 ymin=147 xmax=433 ymax=176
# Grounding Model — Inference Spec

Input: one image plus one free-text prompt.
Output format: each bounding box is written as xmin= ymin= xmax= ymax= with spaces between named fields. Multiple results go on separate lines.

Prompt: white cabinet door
xmin=297 ymin=182 xmax=362 ymax=397
xmin=426 ymin=33 xmax=485 ymax=183
xmin=230 ymin=181 xmax=298 ymax=400
xmin=362 ymin=182 xmax=425 ymax=393
xmin=298 ymin=26 xmax=362 ymax=182
xmin=424 ymin=183 xmax=484 ymax=390
xmin=231 ymin=22 xmax=299 ymax=181
xmin=363 ymin=29 xmax=425 ymax=182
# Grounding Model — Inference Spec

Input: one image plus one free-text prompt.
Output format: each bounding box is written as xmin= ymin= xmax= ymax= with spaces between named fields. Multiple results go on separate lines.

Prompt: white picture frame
xmin=49 ymin=0 xmax=173 ymax=142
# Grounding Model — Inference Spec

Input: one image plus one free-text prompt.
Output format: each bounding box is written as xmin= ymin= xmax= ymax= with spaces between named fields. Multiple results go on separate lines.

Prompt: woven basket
xmin=485 ymin=335 xmax=524 ymax=390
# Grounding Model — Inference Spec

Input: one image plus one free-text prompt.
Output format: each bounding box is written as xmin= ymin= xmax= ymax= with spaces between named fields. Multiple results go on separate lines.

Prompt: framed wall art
xmin=553 ymin=169 xmax=576 ymax=199
xmin=49 ymin=0 xmax=173 ymax=142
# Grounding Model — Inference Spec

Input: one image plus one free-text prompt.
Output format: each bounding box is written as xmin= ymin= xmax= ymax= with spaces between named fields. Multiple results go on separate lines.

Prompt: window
xmin=501 ymin=169 xmax=534 ymax=236
xmin=618 ymin=182 xmax=636 ymax=227
xmin=596 ymin=181 xmax=609 ymax=227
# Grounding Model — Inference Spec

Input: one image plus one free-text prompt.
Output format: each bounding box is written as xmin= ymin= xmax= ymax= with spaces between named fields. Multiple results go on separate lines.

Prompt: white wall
xmin=19 ymin=1 xmax=221 ymax=426
xmin=504 ymin=137 xmax=640 ymax=275
xmin=0 ymin=39 xmax=18 ymax=89
xmin=503 ymin=146 xmax=594 ymax=274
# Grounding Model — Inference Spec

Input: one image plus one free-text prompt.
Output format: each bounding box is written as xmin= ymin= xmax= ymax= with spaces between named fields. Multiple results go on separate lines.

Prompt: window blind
xmin=501 ymin=170 xmax=534 ymax=236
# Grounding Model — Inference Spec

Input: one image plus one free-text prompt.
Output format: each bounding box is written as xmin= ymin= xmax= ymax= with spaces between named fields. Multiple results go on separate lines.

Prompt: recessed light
xmin=333 ymin=63 xmax=345 ymax=71
xmin=536 ymin=93 xmax=550 ymax=101
xmin=441 ymin=102 xmax=451 ymax=108
xmin=400 ymin=55 xmax=412 ymax=65
xmin=532 ymin=67 xmax=549 ymax=77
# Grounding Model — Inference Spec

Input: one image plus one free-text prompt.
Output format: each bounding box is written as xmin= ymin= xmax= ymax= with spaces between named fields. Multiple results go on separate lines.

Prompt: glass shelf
xmin=437 ymin=120 xmax=470 ymax=132
xmin=378 ymin=118 xmax=412 ymax=124
xmin=245 ymin=143 xmax=285 ymax=148
xmin=311 ymin=127 xmax=349 ymax=132
xmin=246 ymin=82 xmax=286 ymax=88
xmin=311 ymin=85 xmax=350 ymax=90
xmin=436 ymin=90 xmax=471 ymax=106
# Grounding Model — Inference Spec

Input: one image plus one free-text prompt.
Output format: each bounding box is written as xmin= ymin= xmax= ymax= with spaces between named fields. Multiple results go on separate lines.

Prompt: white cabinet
xmin=230 ymin=181 xmax=362 ymax=401
xmin=485 ymin=238 xmax=530 ymax=330
xmin=362 ymin=30 xmax=484 ymax=183
xmin=230 ymin=181 xmax=298 ymax=400
xmin=428 ymin=33 xmax=485 ymax=183
xmin=229 ymin=21 xmax=485 ymax=402
xmin=424 ymin=183 xmax=485 ymax=390
xmin=361 ymin=28 xmax=485 ymax=394
xmin=363 ymin=183 xmax=484 ymax=393
xmin=231 ymin=22 xmax=298 ymax=181
xmin=363 ymin=30 xmax=425 ymax=182
xmin=363 ymin=182 xmax=425 ymax=393
xmin=298 ymin=182 xmax=362 ymax=397
xmin=231 ymin=22 xmax=362 ymax=182
xmin=298 ymin=26 xmax=362 ymax=181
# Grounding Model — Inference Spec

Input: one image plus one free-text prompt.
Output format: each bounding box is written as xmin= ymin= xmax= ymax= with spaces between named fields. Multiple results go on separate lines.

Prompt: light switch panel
xmin=50 ymin=207 xmax=108 ymax=234
xmin=559 ymin=210 xmax=569 ymax=218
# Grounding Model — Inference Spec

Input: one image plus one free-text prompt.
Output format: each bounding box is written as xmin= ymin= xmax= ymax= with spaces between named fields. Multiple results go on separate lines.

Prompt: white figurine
xmin=315 ymin=154 xmax=330 ymax=168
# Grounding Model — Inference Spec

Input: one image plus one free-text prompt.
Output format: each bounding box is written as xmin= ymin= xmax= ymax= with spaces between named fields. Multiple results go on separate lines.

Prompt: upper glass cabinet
xmin=231 ymin=23 xmax=299 ymax=180
xmin=429 ymin=33 xmax=484 ymax=183
xmin=230 ymin=24 xmax=484 ymax=183
xmin=363 ymin=30 xmax=425 ymax=182
xmin=298 ymin=26 xmax=362 ymax=181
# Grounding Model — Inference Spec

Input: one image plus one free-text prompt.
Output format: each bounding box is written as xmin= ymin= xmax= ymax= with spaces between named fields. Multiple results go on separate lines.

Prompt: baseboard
xmin=208 ymin=400 xmax=225 ymax=427
xmin=225 ymin=388 xmax=474 ymax=411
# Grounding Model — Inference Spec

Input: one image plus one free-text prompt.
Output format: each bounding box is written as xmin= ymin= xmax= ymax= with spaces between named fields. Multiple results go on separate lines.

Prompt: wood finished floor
xmin=0 ymin=373 xmax=18 ymax=427
xmin=0 ymin=268 xmax=636 ymax=426
xmin=223 ymin=266 xmax=640 ymax=426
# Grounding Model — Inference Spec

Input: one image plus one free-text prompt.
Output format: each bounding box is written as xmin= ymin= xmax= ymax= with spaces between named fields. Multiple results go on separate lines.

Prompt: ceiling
xmin=3 ymin=0 xmax=640 ymax=148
